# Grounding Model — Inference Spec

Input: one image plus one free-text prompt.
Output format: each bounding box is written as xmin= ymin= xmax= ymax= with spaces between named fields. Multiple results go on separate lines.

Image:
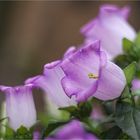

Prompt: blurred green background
xmin=0 ymin=1 xmax=139 ymax=113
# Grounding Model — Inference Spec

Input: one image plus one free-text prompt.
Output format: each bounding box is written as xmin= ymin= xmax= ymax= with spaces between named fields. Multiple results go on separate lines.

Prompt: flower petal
xmin=63 ymin=46 xmax=77 ymax=58
xmin=0 ymin=85 xmax=36 ymax=130
xmin=81 ymin=5 xmax=136 ymax=59
xmin=26 ymin=61 xmax=76 ymax=107
xmin=61 ymin=41 xmax=102 ymax=102
xmin=93 ymin=61 xmax=126 ymax=100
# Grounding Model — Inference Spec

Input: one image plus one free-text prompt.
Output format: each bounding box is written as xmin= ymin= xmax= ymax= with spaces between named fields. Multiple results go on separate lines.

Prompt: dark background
xmin=0 ymin=1 xmax=139 ymax=113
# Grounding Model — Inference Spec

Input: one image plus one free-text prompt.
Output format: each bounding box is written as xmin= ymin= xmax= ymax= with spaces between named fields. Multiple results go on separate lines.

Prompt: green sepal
xmin=123 ymin=38 xmax=134 ymax=53
xmin=123 ymin=62 xmax=136 ymax=86
xmin=15 ymin=126 xmax=32 ymax=139
xmin=59 ymin=100 xmax=92 ymax=120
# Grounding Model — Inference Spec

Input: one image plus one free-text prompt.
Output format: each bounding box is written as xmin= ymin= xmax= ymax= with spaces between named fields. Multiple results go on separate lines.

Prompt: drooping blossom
xmin=61 ymin=40 xmax=126 ymax=102
xmin=91 ymin=102 xmax=106 ymax=121
xmin=45 ymin=120 xmax=98 ymax=140
xmin=132 ymin=79 xmax=140 ymax=91
xmin=25 ymin=47 xmax=77 ymax=108
xmin=0 ymin=84 xmax=37 ymax=130
xmin=81 ymin=4 xmax=136 ymax=59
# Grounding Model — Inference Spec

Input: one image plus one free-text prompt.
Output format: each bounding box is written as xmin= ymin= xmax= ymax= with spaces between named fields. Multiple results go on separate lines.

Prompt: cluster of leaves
xmin=115 ymin=32 xmax=140 ymax=77
xmin=2 ymin=126 xmax=32 ymax=139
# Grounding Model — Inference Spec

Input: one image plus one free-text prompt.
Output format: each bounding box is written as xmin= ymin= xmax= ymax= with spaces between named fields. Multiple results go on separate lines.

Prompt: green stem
xmin=82 ymin=118 xmax=101 ymax=136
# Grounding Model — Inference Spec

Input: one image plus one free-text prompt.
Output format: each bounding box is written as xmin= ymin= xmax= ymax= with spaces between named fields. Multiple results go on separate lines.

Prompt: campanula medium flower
xmin=61 ymin=40 xmax=126 ymax=102
xmin=25 ymin=47 xmax=77 ymax=108
xmin=132 ymin=79 xmax=140 ymax=91
xmin=91 ymin=102 xmax=105 ymax=121
xmin=46 ymin=120 xmax=98 ymax=140
xmin=81 ymin=4 xmax=136 ymax=59
xmin=0 ymin=84 xmax=37 ymax=130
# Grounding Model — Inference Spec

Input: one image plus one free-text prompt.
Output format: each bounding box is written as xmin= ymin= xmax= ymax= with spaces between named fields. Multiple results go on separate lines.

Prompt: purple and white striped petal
xmin=0 ymin=84 xmax=36 ymax=130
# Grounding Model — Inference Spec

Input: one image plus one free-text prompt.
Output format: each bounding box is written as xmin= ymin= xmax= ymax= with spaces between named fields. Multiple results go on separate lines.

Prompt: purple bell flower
xmin=81 ymin=4 xmax=136 ymax=59
xmin=61 ymin=40 xmax=126 ymax=102
xmin=0 ymin=84 xmax=37 ymax=130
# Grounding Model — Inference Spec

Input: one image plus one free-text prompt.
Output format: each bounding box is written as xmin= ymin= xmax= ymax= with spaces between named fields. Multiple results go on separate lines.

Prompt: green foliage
xmin=4 ymin=127 xmax=15 ymax=139
xmin=123 ymin=62 xmax=136 ymax=86
xmin=115 ymin=35 xmax=140 ymax=70
xmin=59 ymin=101 xmax=93 ymax=120
xmin=121 ymin=86 xmax=131 ymax=99
xmin=4 ymin=126 xmax=32 ymax=139
xmin=115 ymin=102 xmax=140 ymax=140
xmin=0 ymin=117 xmax=8 ymax=123
xmin=123 ymin=38 xmax=134 ymax=53
xmin=101 ymin=126 xmax=122 ymax=139
xmin=135 ymin=32 xmax=140 ymax=48
xmin=15 ymin=126 xmax=32 ymax=139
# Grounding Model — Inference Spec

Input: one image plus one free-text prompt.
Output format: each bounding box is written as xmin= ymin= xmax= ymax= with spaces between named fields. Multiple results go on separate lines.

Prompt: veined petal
xmin=61 ymin=41 xmax=102 ymax=102
xmin=93 ymin=61 xmax=126 ymax=100
xmin=0 ymin=85 xmax=36 ymax=130
xmin=25 ymin=61 xmax=76 ymax=107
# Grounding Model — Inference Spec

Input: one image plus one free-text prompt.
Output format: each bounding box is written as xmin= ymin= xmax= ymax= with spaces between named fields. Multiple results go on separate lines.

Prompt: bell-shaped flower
xmin=25 ymin=48 xmax=77 ymax=107
xmin=132 ymin=79 xmax=140 ymax=91
xmin=91 ymin=102 xmax=106 ymax=121
xmin=0 ymin=84 xmax=37 ymax=130
xmin=80 ymin=4 xmax=136 ymax=59
xmin=61 ymin=40 xmax=126 ymax=102
xmin=46 ymin=120 xmax=98 ymax=140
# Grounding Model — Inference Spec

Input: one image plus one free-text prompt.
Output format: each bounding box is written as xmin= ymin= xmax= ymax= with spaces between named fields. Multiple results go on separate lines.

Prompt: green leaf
xmin=114 ymin=54 xmax=131 ymax=69
xmin=121 ymin=86 xmax=131 ymax=99
xmin=16 ymin=126 xmax=28 ymax=135
xmin=78 ymin=101 xmax=93 ymax=118
xmin=101 ymin=126 xmax=122 ymax=139
xmin=59 ymin=106 xmax=78 ymax=117
xmin=59 ymin=101 xmax=92 ymax=119
xmin=4 ymin=127 xmax=15 ymax=139
xmin=115 ymin=102 xmax=140 ymax=139
xmin=0 ymin=117 xmax=8 ymax=122
xmin=123 ymin=38 xmax=134 ymax=53
xmin=123 ymin=62 xmax=136 ymax=86
xmin=15 ymin=126 xmax=32 ymax=139
xmin=41 ymin=120 xmax=69 ymax=138
xmin=135 ymin=32 xmax=140 ymax=48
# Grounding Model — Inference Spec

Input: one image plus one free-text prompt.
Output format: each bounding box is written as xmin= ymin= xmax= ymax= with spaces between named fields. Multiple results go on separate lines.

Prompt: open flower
xmin=61 ymin=40 xmax=126 ymax=102
xmin=80 ymin=4 xmax=136 ymax=59
xmin=25 ymin=47 xmax=76 ymax=108
xmin=0 ymin=84 xmax=36 ymax=130
xmin=46 ymin=120 xmax=98 ymax=140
